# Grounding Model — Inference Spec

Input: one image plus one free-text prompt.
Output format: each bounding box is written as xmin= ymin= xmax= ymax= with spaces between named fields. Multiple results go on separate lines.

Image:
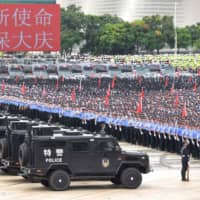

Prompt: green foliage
xmin=161 ymin=16 xmax=175 ymax=48
xmin=131 ymin=19 xmax=148 ymax=53
xmin=194 ymin=39 xmax=200 ymax=50
xmin=61 ymin=5 xmax=86 ymax=53
xmin=143 ymin=30 xmax=165 ymax=53
xmin=177 ymin=27 xmax=191 ymax=50
xmin=186 ymin=24 xmax=200 ymax=48
xmin=60 ymin=5 xmax=200 ymax=54
xmin=96 ymin=22 xmax=135 ymax=55
xmin=81 ymin=14 xmax=122 ymax=54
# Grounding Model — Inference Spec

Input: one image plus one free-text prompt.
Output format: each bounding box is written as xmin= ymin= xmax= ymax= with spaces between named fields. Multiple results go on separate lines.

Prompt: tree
xmin=142 ymin=15 xmax=165 ymax=53
xmin=96 ymin=22 xmax=135 ymax=55
xmin=177 ymin=27 xmax=191 ymax=51
xmin=131 ymin=19 xmax=148 ymax=53
xmin=186 ymin=24 xmax=200 ymax=48
xmin=143 ymin=15 xmax=162 ymax=30
xmin=161 ymin=16 xmax=175 ymax=48
xmin=61 ymin=5 xmax=86 ymax=53
xmin=142 ymin=30 xmax=165 ymax=53
xmin=194 ymin=39 xmax=200 ymax=50
xmin=61 ymin=30 xmax=83 ymax=54
xmin=81 ymin=14 xmax=122 ymax=54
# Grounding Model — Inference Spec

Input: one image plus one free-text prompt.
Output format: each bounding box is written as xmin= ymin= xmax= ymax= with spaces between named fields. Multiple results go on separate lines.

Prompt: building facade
xmin=57 ymin=0 xmax=200 ymax=27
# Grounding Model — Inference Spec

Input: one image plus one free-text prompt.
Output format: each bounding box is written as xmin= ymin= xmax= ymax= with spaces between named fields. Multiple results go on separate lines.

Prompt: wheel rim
xmin=126 ymin=173 xmax=138 ymax=186
xmin=54 ymin=173 xmax=68 ymax=189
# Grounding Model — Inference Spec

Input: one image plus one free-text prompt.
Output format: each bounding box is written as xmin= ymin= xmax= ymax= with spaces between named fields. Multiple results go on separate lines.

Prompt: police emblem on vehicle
xmin=102 ymin=158 xmax=110 ymax=168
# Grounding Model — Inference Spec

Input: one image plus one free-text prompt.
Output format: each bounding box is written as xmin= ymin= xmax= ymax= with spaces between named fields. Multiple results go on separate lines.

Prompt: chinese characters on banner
xmin=0 ymin=4 xmax=60 ymax=51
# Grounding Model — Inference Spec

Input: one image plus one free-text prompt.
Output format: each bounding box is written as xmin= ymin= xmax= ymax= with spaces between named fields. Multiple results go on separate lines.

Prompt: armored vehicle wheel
xmin=111 ymin=177 xmax=121 ymax=185
xmin=49 ymin=170 xmax=70 ymax=191
xmin=41 ymin=179 xmax=49 ymax=187
xmin=120 ymin=168 xmax=142 ymax=189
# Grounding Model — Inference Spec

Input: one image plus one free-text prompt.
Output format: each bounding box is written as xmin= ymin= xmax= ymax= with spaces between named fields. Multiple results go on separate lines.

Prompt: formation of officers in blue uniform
xmin=105 ymin=124 xmax=200 ymax=159
xmin=4 ymin=104 xmax=200 ymax=161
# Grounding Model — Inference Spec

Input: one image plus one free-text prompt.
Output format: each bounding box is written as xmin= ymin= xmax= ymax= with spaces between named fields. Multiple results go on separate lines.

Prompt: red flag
xmin=182 ymin=102 xmax=187 ymax=118
xmin=42 ymin=87 xmax=47 ymax=97
xmin=170 ymin=83 xmax=174 ymax=94
xmin=55 ymin=79 xmax=59 ymax=90
xmin=98 ymin=78 xmax=101 ymax=88
xmin=71 ymin=88 xmax=76 ymax=102
xmin=1 ymin=80 xmax=5 ymax=92
xmin=193 ymin=81 xmax=197 ymax=93
xmin=140 ymin=87 xmax=144 ymax=99
xmin=111 ymin=76 xmax=116 ymax=89
xmin=136 ymin=96 xmax=143 ymax=114
xmin=104 ymin=95 xmax=109 ymax=107
xmin=174 ymin=93 xmax=179 ymax=107
xmin=106 ymin=85 xmax=111 ymax=97
xmin=164 ymin=77 xmax=169 ymax=87
xmin=20 ymin=82 xmax=26 ymax=95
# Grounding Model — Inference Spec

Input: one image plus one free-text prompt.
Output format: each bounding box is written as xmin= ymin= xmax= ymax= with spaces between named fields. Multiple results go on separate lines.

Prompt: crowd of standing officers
xmin=0 ymin=75 xmax=199 ymax=162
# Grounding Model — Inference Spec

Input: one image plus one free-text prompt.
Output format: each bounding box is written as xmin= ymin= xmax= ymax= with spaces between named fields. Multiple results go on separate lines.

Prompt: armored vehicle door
xmin=68 ymin=139 xmax=93 ymax=175
xmin=92 ymin=139 xmax=121 ymax=175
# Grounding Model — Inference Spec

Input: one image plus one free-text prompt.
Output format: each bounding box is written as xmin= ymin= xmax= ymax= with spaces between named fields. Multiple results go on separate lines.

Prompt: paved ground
xmin=0 ymin=142 xmax=200 ymax=200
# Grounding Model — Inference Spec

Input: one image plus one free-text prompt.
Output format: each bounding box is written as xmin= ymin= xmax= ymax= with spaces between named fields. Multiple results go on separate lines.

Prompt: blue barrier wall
xmin=0 ymin=98 xmax=199 ymax=140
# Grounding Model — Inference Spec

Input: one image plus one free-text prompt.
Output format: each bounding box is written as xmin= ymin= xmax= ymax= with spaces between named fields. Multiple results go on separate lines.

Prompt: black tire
xmin=111 ymin=177 xmax=121 ymax=185
xmin=41 ymin=179 xmax=49 ymax=187
xmin=0 ymin=138 xmax=8 ymax=159
xmin=49 ymin=170 xmax=70 ymax=191
xmin=120 ymin=168 xmax=142 ymax=189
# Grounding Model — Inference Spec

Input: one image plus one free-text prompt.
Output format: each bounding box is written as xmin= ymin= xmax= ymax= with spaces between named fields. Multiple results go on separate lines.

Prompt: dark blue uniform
xmin=180 ymin=144 xmax=190 ymax=181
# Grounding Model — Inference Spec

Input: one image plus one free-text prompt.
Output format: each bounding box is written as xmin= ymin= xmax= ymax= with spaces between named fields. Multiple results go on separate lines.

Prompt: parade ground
xmin=0 ymin=142 xmax=199 ymax=200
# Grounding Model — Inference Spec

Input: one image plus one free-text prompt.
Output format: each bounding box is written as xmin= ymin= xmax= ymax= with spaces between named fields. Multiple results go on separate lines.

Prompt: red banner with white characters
xmin=0 ymin=4 xmax=60 ymax=51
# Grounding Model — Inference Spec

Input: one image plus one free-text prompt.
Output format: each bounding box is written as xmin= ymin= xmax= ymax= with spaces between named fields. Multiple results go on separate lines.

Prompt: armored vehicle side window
xmin=71 ymin=142 xmax=89 ymax=152
xmin=95 ymin=141 xmax=116 ymax=152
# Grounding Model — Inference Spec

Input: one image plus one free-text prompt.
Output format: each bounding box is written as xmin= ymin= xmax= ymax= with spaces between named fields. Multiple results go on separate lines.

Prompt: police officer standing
xmin=180 ymin=141 xmax=190 ymax=181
